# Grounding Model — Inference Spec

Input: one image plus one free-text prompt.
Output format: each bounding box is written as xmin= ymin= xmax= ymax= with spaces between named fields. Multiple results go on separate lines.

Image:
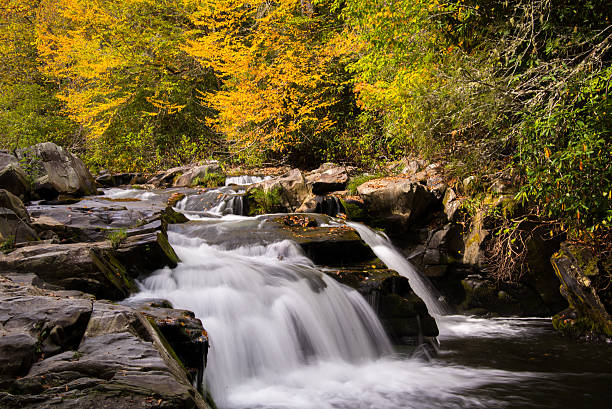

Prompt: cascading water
xmin=347 ymin=221 xmax=450 ymax=316
xmin=131 ymin=215 xmax=539 ymax=409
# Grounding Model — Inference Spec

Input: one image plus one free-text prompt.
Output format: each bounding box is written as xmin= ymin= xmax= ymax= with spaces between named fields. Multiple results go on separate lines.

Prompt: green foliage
xmin=247 ymin=187 xmax=283 ymax=215
xmin=191 ymin=173 xmax=226 ymax=188
xmin=0 ymin=235 xmax=16 ymax=253
xmin=106 ymin=229 xmax=127 ymax=250
xmin=347 ymin=174 xmax=383 ymax=195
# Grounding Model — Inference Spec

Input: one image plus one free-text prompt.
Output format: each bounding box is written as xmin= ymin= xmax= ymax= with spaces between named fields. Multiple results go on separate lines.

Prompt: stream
xmin=116 ymin=186 xmax=612 ymax=409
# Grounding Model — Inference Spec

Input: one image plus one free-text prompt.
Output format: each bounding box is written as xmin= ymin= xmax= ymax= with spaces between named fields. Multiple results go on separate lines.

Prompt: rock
xmin=5 ymin=299 xmax=210 ymax=409
xmin=357 ymin=177 xmax=438 ymax=234
xmin=272 ymin=215 xmax=375 ymax=266
xmin=96 ymin=173 xmax=148 ymax=188
xmin=327 ymin=266 xmax=438 ymax=343
xmin=0 ymin=189 xmax=30 ymax=222
xmin=305 ymin=163 xmax=349 ymax=194
xmin=249 ymin=168 xmax=309 ymax=212
xmin=296 ymin=194 xmax=345 ymax=217
xmin=147 ymin=165 xmax=191 ymax=187
xmin=128 ymin=299 xmax=209 ymax=388
xmin=442 ymin=188 xmax=463 ymax=222
xmin=0 ymin=163 xmax=30 ymax=200
xmin=0 ymin=190 xmax=39 ymax=246
xmin=458 ymin=275 xmax=554 ymax=316
xmin=551 ymin=243 xmax=612 ymax=337
xmin=0 ymin=231 xmax=178 ymax=300
xmin=16 ymin=143 xmax=96 ymax=199
xmin=173 ymin=163 xmax=223 ymax=187
xmin=0 ymin=275 xmax=93 ymax=390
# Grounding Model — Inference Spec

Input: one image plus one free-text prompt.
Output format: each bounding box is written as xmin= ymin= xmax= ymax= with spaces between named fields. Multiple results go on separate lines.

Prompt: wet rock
xmin=459 ymin=275 xmax=553 ymax=316
xmin=15 ymin=143 xmax=96 ymax=199
xmin=305 ymin=163 xmax=349 ymax=195
xmin=551 ymin=243 xmax=612 ymax=337
xmin=0 ymin=231 xmax=178 ymax=300
xmin=273 ymin=215 xmax=375 ymax=266
xmin=327 ymin=266 xmax=439 ymax=343
xmin=297 ymin=194 xmax=345 ymax=217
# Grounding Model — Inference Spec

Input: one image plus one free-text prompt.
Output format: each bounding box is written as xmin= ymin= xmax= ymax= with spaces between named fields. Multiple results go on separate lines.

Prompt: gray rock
xmin=0 ymin=231 xmax=178 ymax=300
xmin=16 ymin=143 xmax=96 ymax=198
xmin=173 ymin=163 xmax=222 ymax=187
xmin=6 ymin=300 xmax=210 ymax=408
xmin=305 ymin=163 xmax=349 ymax=194
xmin=249 ymin=168 xmax=309 ymax=212
xmin=357 ymin=177 xmax=438 ymax=232
xmin=0 ymin=163 xmax=30 ymax=199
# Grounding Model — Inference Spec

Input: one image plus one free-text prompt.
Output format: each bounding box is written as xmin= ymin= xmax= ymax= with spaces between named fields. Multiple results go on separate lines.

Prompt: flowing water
xmin=126 ymin=186 xmax=612 ymax=409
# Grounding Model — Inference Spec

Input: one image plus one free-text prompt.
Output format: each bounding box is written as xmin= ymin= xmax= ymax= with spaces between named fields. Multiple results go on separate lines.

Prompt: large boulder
xmin=95 ymin=172 xmax=147 ymax=188
xmin=0 ymin=162 xmax=30 ymax=200
xmin=357 ymin=176 xmax=439 ymax=234
xmin=16 ymin=143 xmax=96 ymax=199
xmin=248 ymin=168 xmax=309 ymax=213
xmin=305 ymin=163 xmax=349 ymax=195
xmin=2 ymin=293 xmax=210 ymax=409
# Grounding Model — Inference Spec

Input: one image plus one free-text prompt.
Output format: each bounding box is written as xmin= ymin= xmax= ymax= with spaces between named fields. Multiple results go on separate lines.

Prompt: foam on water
xmin=104 ymin=187 xmax=158 ymax=201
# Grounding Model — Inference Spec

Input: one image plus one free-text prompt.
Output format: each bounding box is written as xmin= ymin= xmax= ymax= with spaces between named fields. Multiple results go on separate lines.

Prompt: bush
xmin=106 ymin=229 xmax=127 ymax=250
xmin=247 ymin=187 xmax=283 ymax=215
xmin=191 ymin=172 xmax=226 ymax=188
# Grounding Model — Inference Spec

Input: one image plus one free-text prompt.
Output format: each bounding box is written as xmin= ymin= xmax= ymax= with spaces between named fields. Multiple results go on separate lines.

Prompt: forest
xmin=1 ymin=0 xmax=611 ymax=244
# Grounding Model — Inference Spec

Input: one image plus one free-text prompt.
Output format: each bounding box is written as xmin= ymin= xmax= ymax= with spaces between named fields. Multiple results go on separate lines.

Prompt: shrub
xmin=106 ymin=229 xmax=127 ymax=250
xmin=191 ymin=172 xmax=226 ymax=188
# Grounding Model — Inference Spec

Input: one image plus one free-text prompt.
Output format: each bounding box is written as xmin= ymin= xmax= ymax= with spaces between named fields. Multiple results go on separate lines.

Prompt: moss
xmin=346 ymin=174 xmax=383 ymax=195
xmin=157 ymin=231 xmax=180 ymax=267
xmin=247 ymin=187 xmax=283 ymax=215
xmin=340 ymin=200 xmax=368 ymax=221
xmin=90 ymin=248 xmax=137 ymax=298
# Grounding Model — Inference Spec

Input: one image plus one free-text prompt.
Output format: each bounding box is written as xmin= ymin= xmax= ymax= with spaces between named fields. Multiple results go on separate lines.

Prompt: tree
xmin=186 ymin=0 xmax=359 ymax=166
xmin=36 ymin=0 xmax=219 ymax=171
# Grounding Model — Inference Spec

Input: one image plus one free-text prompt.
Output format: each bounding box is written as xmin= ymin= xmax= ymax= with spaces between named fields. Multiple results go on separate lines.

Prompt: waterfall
xmin=133 ymin=228 xmax=392 ymax=406
xmin=347 ymin=222 xmax=450 ymax=316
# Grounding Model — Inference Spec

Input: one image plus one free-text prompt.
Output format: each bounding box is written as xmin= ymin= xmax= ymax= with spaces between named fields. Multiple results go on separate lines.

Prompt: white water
xmin=225 ymin=175 xmax=271 ymax=186
xmin=347 ymin=222 xmax=450 ymax=316
xmin=132 ymin=217 xmax=539 ymax=409
xmin=103 ymin=187 xmax=159 ymax=201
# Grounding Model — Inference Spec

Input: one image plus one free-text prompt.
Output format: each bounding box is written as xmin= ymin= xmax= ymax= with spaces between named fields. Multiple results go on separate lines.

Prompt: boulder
xmin=357 ymin=176 xmax=438 ymax=233
xmin=296 ymin=194 xmax=345 ymax=217
xmin=305 ymin=163 xmax=349 ymax=194
xmin=0 ymin=163 xmax=30 ymax=200
xmin=173 ymin=163 xmax=223 ymax=187
xmin=128 ymin=299 xmax=209 ymax=387
xmin=327 ymin=266 xmax=438 ymax=343
xmin=16 ymin=143 xmax=96 ymax=199
xmin=4 ymin=299 xmax=210 ymax=409
xmin=551 ymin=243 xmax=612 ymax=338
xmin=0 ymin=231 xmax=178 ymax=300
xmin=0 ymin=190 xmax=39 ymax=246
xmin=248 ymin=168 xmax=309 ymax=212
